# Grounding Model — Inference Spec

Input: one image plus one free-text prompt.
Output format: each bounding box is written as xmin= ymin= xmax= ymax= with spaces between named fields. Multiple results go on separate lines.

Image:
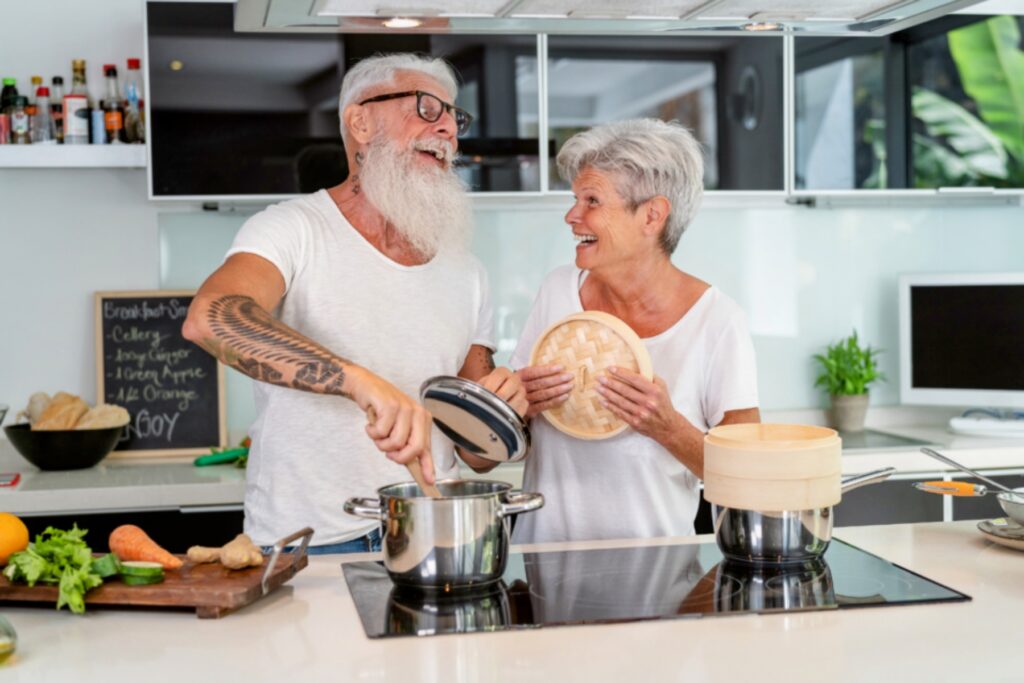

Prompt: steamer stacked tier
xmin=703 ymin=424 xmax=842 ymax=511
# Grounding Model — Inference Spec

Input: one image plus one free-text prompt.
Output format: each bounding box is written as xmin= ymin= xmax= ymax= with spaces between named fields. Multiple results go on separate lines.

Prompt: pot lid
xmin=529 ymin=311 xmax=653 ymax=440
xmin=419 ymin=375 xmax=530 ymax=463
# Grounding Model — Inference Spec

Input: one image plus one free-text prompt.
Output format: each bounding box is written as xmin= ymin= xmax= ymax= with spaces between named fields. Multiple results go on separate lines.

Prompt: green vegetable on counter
xmin=2 ymin=525 xmax=104 ymax=614
xmin=91 ymin=553 xmax=122 ymax=579
xmin=119 ymin=561 xmax=165 ymax=586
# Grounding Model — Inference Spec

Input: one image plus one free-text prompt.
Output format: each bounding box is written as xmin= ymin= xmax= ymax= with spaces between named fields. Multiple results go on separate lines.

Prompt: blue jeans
xmin=262 ymin=528 xmax=382 ymax=555
xmin=305 ymin=528 xmax=382 ymax=555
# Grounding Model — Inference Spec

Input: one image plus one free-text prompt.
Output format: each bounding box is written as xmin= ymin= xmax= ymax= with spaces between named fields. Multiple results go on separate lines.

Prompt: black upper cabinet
xmin=546 ymin=35 xmax=784 ymax=191
xmin=148 ymin=3 xmax=539 ymax=196
xmin=148 ymin=2 xmax=785 ymax=197
xmin=795 ymin=14 xmax=1024 ymax=191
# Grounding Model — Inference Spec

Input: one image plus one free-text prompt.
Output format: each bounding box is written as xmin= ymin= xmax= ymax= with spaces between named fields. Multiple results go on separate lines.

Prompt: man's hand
xmin=477 ymin=367 xmax=528 ymax=417
xmin=348 ymin=367 xmax=436 ymax=484
xmin=518 ymin=364 xmax=574 ymax=418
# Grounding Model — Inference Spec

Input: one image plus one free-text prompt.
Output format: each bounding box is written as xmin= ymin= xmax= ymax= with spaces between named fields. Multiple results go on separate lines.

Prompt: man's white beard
xmin=358 ymin=136 xmax=472 ymax=259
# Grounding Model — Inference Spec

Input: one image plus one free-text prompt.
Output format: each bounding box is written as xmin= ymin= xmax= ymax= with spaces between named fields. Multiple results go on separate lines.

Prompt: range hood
xmin=235 ymin=0 xmax=986 ymax=35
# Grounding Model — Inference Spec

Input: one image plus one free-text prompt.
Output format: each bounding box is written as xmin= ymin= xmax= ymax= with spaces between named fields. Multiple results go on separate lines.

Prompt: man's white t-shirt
xmin=510 ymin=265 xmax=759 ymax=544
xmin=225 ymin=189 xmax=494 ymax=546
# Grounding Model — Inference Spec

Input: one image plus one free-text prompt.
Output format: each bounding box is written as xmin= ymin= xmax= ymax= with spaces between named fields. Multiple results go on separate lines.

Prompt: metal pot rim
xmin=376 ymin=478 xmax=515 ymax=501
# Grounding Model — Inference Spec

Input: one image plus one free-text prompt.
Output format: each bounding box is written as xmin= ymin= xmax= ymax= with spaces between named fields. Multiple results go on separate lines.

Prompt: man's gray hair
xmin=556 ymin=119 xmax=705 ymax=255
xmin=338 ymin=54 xmax=459 ymax=139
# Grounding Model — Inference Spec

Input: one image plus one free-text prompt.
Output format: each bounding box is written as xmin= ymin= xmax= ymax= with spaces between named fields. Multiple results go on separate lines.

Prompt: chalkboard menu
xmin=95 ymin=290 xmax=226 ymax=456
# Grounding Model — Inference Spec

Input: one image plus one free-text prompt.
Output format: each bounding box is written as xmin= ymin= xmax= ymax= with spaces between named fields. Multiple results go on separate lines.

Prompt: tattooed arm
xmin=182 ymin=252 xmax=436 ymax=482
xmin=453 ymin=345 xmax=528 ymax=473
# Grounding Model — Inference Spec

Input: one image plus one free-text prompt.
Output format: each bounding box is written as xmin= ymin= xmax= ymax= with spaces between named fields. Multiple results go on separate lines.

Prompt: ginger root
xmin=187 ymin=534 xmax=263 ymax=570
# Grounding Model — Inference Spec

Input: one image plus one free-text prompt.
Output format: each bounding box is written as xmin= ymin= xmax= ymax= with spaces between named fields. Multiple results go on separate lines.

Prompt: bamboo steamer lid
xmin=703 ymin=423 xmax=842 ymax=509
xmin=529 ymin=311 xmax=653 ymax=440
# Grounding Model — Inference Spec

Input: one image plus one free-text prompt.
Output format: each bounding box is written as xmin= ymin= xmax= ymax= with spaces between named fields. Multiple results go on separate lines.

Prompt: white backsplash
xmin=157 ymin=200 xmax=1024 ymax=437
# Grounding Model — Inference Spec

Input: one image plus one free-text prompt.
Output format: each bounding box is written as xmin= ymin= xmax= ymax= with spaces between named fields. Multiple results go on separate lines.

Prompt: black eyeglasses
xmin=359 ymin=90 xmax=474 ymax=136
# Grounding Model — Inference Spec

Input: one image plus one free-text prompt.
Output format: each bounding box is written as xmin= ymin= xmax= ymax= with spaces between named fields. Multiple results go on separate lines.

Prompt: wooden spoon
xmin=366 ymin=406 xmax=442 ymax=499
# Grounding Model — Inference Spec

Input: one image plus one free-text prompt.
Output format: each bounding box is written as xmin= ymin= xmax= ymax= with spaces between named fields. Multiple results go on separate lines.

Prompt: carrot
xmin=109 ymin=524 xmax=183 ymax=570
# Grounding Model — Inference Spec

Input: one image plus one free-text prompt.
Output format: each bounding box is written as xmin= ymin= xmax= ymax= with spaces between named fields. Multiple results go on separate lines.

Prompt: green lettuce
xmin=2 ymin=525 xmax=104 ymax=614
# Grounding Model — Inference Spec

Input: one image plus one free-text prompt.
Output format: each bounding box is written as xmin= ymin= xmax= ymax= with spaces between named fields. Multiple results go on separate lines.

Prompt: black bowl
xmin=4 ymin=423 xmax=123 ymax=471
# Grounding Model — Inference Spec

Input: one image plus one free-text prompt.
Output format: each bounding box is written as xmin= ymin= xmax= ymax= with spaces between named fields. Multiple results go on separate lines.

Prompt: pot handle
xmin=499 ymin=491 xmax=544 ymax=517
xmin=841 ymin=467 xmax=896 ymax=494
xmin=343 ymin=496 xmax=385 ymax=521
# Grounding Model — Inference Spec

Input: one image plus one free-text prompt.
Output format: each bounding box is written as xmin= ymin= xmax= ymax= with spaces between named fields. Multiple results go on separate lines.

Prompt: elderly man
xmin=183 ymin=54 xmax=526 ymax=554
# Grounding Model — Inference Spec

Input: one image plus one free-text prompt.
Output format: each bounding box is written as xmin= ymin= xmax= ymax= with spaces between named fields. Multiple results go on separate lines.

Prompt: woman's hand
xmin=596 ymin=366 xmax=680 ymax=445
xmin=517 ymin=365 xmax=574 ymax=418
xmin=477 ymin=366 xmax=529 ymax=417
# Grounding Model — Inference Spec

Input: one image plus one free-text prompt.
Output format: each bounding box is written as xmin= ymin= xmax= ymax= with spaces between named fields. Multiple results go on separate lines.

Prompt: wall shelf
xmin=0 ymin=145 xmax=146 ymax=168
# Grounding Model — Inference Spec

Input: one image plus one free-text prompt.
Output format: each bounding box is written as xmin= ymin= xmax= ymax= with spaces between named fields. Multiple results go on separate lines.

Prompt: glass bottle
xmin=0 ymin=78 xmax=18 ymax=113
xmin=123 ymin=58 xmax=144 ymax=143
xmin=30 ymin=87 xmax=55 ymax=144
xmin=51 ymin=76 xmax=65 ymax=144
xmin=64 ymin=59 xmax=90 ymax=145
xmin=28 ymin=76 xmax=42 ymax=106
xmin=102 ymin=65 xmax=126 ymax=144
xmin=0 ymin=614 xmax=16 ymax=664
xmin=10 ymin=96 xmax=30 ymax=144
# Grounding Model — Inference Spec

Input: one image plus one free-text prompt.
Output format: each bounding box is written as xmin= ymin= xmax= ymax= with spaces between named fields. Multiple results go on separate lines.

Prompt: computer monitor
xmin=899 ymin=272 xmax=1024 ymax=411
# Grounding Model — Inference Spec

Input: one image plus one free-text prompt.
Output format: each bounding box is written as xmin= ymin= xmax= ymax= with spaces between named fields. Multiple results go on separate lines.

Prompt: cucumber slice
xmin=121 ymin=573 xmax=165 ymax=586
xmin=91 ymin=553 xmax=122 ymax=579
xmin=119 ymin=561 xmax=165 ymax=578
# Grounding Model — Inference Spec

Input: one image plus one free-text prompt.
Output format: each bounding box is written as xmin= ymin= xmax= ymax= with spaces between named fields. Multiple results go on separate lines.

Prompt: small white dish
xmin=977 ymin=518 xmax=1024 ymax=552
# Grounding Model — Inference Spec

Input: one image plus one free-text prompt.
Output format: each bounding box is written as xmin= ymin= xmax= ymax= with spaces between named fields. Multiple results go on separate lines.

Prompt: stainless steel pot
xmin=711 ymin=467 xmax=895 ymax=565
xmin=714 ymin=559 xmax=835 ymax=612
xmin=344 ymin=480 xmax=544 ymax=590
xmin=385 ymin=581 xmax=511 ymax=636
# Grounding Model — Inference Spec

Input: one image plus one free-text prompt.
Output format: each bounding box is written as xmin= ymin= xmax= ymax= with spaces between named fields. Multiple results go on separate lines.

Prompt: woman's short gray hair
xmin=556 ymin=119 xmax=704 ymax=255
xmin=338 ymin=54 xmax=459 ymax=138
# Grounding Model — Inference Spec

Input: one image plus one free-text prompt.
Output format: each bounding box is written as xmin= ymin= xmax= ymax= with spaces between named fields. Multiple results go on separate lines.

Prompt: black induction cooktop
xmin=342 ymin=539 xmax=969 ymax=638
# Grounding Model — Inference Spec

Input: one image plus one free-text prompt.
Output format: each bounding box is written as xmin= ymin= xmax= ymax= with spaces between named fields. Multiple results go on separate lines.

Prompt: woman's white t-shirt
xmin=510 ymin=265 xmax=759 ymax=544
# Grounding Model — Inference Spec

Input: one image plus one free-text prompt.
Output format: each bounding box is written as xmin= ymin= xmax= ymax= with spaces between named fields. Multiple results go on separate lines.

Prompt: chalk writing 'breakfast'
xmin=103 ymin=299 xmax=189 ymax=322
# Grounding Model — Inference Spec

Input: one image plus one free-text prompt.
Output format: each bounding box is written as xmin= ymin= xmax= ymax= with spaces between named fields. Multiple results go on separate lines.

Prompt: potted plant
xmin=813 ymin=330 xmax=886 ymax=433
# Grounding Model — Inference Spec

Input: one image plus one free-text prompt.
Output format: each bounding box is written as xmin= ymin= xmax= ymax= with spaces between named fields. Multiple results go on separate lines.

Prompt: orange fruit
xmin=0 ymin=513 xmax=29 ymax=565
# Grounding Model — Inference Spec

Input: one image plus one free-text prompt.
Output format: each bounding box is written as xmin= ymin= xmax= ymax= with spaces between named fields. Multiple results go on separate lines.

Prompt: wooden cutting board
xmin=0 ymin=552 xmax=307 ymax=619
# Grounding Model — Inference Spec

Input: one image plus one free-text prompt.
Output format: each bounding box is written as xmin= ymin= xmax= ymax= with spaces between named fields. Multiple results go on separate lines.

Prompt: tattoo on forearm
xmin=202 ymin=295 xmax=352 ymax=396
xmin=474 ymin=346 xmax=496 ymax=372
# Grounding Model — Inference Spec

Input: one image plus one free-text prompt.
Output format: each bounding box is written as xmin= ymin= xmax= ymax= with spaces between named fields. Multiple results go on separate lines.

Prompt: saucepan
xmin=714 ymin=558 xmax=836 ymax=612
xmin=344 ymin=480 xmax=543 ymax=591
xmin=712 ymin=468 xmax=896 ymax=565
xmin=916 ymin=447 xmax=1024 ymax=525
xmin=386 ymin=581 xmax=511 ymax=636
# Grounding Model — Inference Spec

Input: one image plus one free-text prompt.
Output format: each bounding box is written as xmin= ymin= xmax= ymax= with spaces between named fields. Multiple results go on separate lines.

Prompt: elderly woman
xmin=512 ymin=119 xmax=760 ymax=544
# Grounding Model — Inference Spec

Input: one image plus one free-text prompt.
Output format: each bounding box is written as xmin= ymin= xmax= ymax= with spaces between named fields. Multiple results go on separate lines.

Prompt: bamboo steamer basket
xmin=529 ymin=311 xmax=653 ymax=440
xmin=703 ymin=424 xmax=842 ymax=510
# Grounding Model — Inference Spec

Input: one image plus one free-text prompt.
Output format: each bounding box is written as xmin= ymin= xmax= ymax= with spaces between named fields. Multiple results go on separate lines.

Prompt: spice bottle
xmin=30 ymin=87 xmax=56 ymax=144
xmin=102 ymin=64 xmax=126 ymax=144
xmin=64 ymin=59 xmax=91 ymax=145
xmin=10 ymin=96 xmax=30 ymax=144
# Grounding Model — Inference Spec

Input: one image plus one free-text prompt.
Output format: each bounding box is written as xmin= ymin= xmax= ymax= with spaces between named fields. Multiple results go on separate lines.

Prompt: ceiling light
xmin=743 ymin=21 xmax=781 ymax=31
xmin=382 ymin=16 xmax=421 ymax=28
xmin=169 ymin=59 xmax=184 ymax=71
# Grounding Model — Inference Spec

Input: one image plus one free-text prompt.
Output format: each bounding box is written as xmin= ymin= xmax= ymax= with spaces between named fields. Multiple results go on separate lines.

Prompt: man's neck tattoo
xmin=351 ymin=151 xmax=364 ymax=194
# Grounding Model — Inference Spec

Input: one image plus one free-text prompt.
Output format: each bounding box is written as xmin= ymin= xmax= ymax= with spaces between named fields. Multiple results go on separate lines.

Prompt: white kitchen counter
xmin=1 ymin=520 xmax=1022 ymax=682
xmin=2 ymin=408 xmax=1022 ymax=517
xmin=0 ymin=440 xmax=246 ymax=516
